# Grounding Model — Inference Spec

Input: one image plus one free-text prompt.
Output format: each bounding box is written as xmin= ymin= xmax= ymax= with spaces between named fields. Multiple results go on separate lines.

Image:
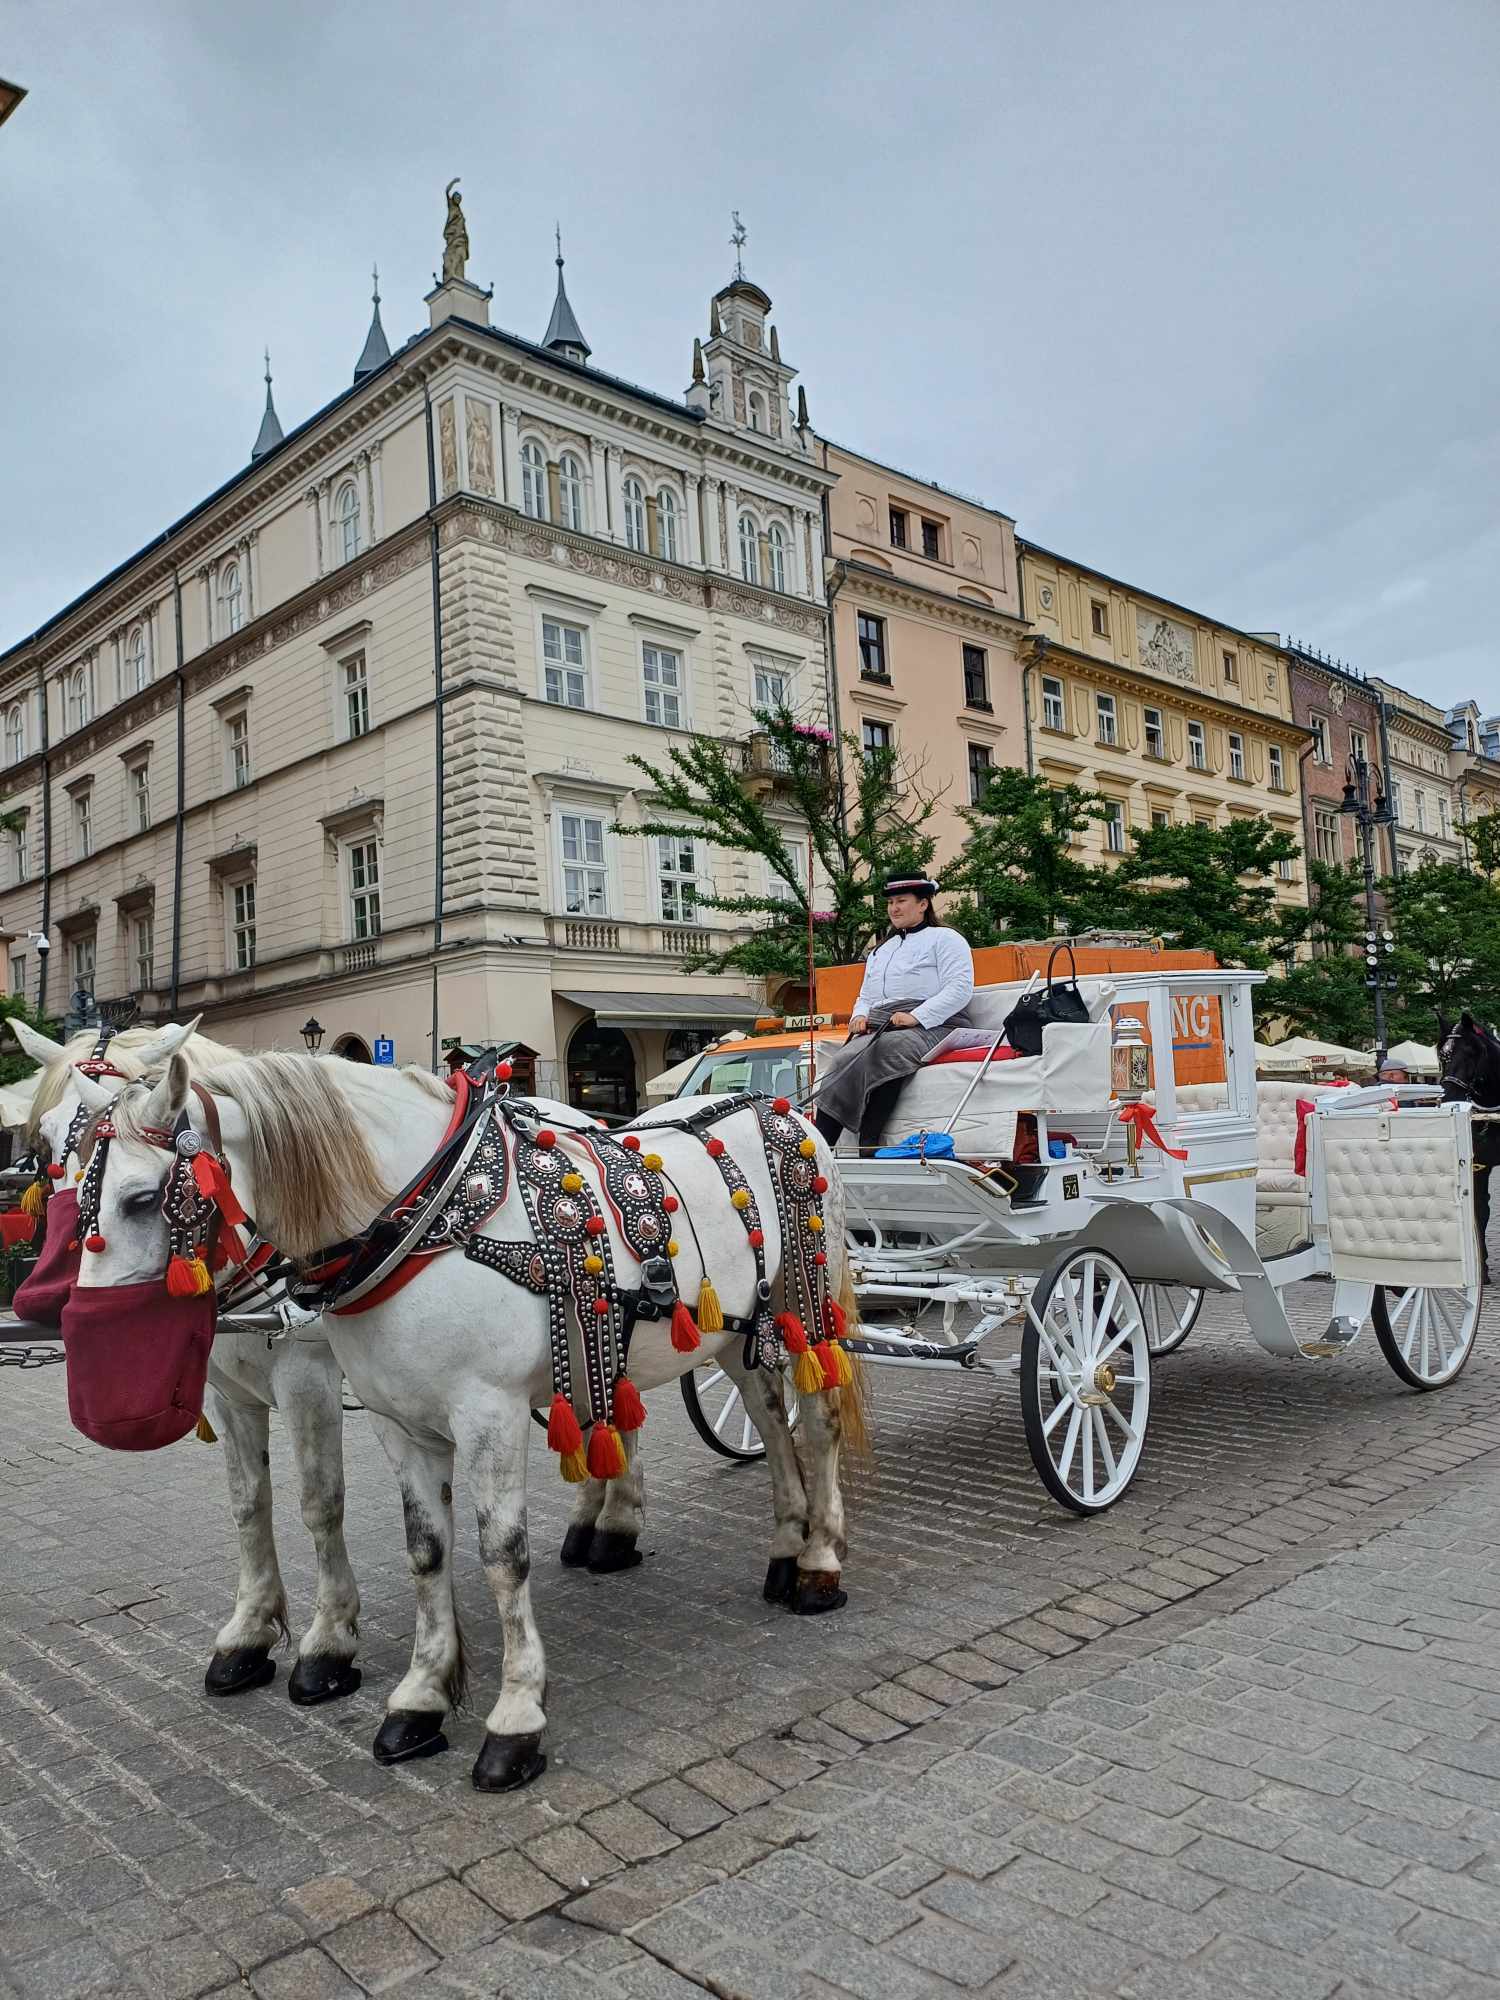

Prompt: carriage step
xmin=845 ymin=1333 xmax=984 ymax=1368
xmin=1297 ymin=1316 xmax=1360 ymax=1359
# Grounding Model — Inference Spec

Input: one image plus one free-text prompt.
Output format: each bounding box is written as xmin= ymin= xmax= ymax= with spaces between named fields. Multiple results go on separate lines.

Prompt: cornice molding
xmin=837 ymin=561 xmax=1026 ymax=637
xmin=1036 ymin=642 xmax=1309 ymax=741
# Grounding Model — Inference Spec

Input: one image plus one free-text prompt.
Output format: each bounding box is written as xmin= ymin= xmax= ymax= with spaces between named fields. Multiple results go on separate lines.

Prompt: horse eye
xmin=124 ymin=1187 xmax=163 ymax=1215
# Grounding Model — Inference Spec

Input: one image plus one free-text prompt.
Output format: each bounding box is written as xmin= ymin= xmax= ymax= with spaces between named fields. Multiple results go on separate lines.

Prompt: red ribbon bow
xmin=1117 ymin=1102 xmax=1188 ymax=1160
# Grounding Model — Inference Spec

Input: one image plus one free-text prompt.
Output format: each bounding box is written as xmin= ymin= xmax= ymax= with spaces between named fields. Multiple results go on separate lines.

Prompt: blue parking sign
xmin=373 ymin=1037 xmax=396 ymax=1066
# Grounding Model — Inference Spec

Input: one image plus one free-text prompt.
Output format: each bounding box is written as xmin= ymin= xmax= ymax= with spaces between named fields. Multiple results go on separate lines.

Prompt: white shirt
xmin=852 ymin=924 xmax=975 ymax=1030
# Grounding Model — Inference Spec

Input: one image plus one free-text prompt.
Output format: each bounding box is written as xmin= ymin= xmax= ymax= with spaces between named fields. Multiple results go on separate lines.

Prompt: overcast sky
xmin=3 ymin=1 xmax=1496 ymax=708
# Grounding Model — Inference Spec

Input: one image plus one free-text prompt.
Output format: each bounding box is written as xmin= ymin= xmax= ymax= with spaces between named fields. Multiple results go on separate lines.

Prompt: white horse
xmin=14 ymin=1019 xmax=362 ymax=1707
xmin=71 ymin=1048 xmax=858 ymax=1789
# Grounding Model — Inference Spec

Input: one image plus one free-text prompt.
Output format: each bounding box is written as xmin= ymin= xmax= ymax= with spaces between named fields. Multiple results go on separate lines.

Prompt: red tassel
xmin=587 ymin=1423 xmax=627 ymax=1480
xmin=815 ymin=1341 xmax=842 ymax=1388
xmin=670 ymin=1301 xmax=700 ymax=1352
xmin=824 ymin=1298 xmax=848 ymax=1342
xmin=546 ymin=1394 xmax=584 ymax=1457
xmin=775 ymin=1310 xmax=809 ymax=1355
xmin=166 ymin=1254 xmax=200 ymax=1298
xmin=192 ymin=1153 xmax=217 ymax=1199
xmin=612 ymin=1376 xmax=647 ymax=1432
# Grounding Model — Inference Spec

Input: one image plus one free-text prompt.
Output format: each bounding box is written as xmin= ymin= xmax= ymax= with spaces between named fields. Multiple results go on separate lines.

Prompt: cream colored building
xmin=1367 ymin=680 xmax=1465 ymax=872
xmin=818 ymin=444 xmax=1027 ymax=860
xmin=1017 ymin=543 xmax=1309 ymax=907
xmin=0 ymin=215 xmax=834 ymax=1114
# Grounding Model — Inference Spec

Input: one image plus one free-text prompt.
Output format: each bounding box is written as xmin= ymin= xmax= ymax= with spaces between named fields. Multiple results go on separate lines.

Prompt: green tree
xmin=1108 ymin=816 xmax=1302 ymax=966
xmin=1466 ymin=809 xmax=1500 ymax=878
xmin=944 ymin=770 xmax=1120 ymax=946
xmin=619 ymin=709 xmax=939 ymax=982
xmin=1385 ymin=860 xmax=1500 ymax=1039
xmin=1259 ymin=862 xmax=1374 ymax=1046
xmin=0 ymin=994 xmax=61 ymax=1090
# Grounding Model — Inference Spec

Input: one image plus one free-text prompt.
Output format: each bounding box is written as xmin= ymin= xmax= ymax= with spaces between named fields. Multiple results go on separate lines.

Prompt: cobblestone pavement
xmin=1 ymin=1280 xmax=1499 ymax=1997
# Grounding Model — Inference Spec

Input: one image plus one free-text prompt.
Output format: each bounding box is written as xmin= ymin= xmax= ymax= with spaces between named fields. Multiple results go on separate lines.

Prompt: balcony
xmin=546 ymin=916 xmax=718 ymax=958
xmin=743 ymin=731 xmax=831 ymax=800
xmin=661 ymin=924 xmax=712 ymax=959
xmin=555 ymin=918 xmax=621 ymax=952
xmin=341 ymin=940 xmax=380 ymax=975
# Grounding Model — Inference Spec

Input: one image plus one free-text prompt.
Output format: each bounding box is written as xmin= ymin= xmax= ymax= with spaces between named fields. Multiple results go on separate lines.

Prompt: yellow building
xmin=1017 ymin=542 xmax=1309 ymax=906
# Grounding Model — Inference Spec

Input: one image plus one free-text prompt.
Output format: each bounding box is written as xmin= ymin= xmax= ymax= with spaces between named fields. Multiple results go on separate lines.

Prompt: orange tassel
xmin=776 ymin=1311 xmax=809 ymax=1354
xmin=670 ymin=1300 xmax=700 ymax=1352
xmin=586 ymin=1423 xmax=627 ymax=1481
xmin=166 ymin=1254 xmax=201 ymax=1298
xmin=546 ymin=1394 xmax=584 ymax=1457
xmin=612 ymin=1376 xmax=647 ymax=1432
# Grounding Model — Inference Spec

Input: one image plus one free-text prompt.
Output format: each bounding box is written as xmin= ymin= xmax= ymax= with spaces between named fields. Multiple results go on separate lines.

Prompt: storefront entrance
xmin=566 ymin=1022 xmax=638 ymax=1121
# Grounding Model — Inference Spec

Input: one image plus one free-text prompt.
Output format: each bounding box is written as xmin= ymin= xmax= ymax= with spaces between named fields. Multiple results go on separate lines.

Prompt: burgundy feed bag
xmin=13 ymin=1188 xmax=81 ymax=1327
xmin=61 ymin=1280 xmax=216 ymax=1451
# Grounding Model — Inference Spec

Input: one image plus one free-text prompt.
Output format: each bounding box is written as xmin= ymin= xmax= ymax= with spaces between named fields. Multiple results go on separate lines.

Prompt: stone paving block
xmin=583 ymin=1798 xmax=683 ymax=1863
xmin=394 ymin=1877 xmax=503 ymax=1955
xmin=995 ymin=1853 xmax=1104 ymax=1917
xmin=734 ymin=1735 xmax=828 ymax=1790
xmin=126 ymin=1932 xmax=240 ymax=2000
xmin=1179 ymin=1830 xmax=1300 ymax=1890
xmin=1279 ymin=1867 xmax=1420 ymax=1937
xmin=1305 ymin=1925 xmax=1468 ymax=2000
xmin=464 ymin=1848 xmax=565 ymax=1921
xmin=1182 ymin=1794 xmax=1296 ymax=1850
xmin=248 ymin=1947 xmax=365 ymax=2000
xmin=321 ymin=1908 xmax=441 ymax=1992
xmin=632 ymin=1776 xmax=729 ymax=1838
xmin=871 ymin=1854 xmax=946 ymax=1900
xmin=744 ymin=1849 xmax=920 ymax=1944
xmin=888 ymin=1914 xmax=1014 ymax=1989
xmin=5 ymin=1935 xmax=130 ymax=2000
xmin=1085 ymin=1885 xmax=1220 ymax=1958
xmin=1275 ymin=1821 xmax=1406 ymax=1886
xmin=1204 ymin=1935 xmax=1340 ymax=2000
xmin=526 ymin=1822 xmax=624 ymax=1890
xmin=683 ymin=1755 xmax=782 ymax=1811
xmin=281 ymin=1871 xmax=381 ymax=1936
xmin=1400 ymin=1911 xmax=1500 ymax=1979
xmin=797 ymin=1921 xmax=947 ymax=2000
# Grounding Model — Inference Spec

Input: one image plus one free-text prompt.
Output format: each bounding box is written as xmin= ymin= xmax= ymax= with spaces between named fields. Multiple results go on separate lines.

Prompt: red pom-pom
xmin=670 ymin=1300 xmax=700 ymax=1352
xmin=812 ymin=1175 xmax=829 ymax=1195
xmin=622 ymin=1135 xmax=641 ymax=1151
xmin=536 ymin=1129 xmax=556 ymax=1149
xmin=546 ymin=1394 xmax=584 ymax=1456
xmin=593 ymin=1297 xmax=610 ymax=1316
xmin=706 ymin=1137 xmax=725 ymax=1158
xmin=814 ymin=1250 xmax=828 ymax=1266
xmin=612 ymin=1376 xmax=647 ymax=1432
xmin=46 ymin=1164 xmax=65 ymax=1181
xmin=773 ymin=1097 xmax=792 ymax=1116
xmin=662 ymin=1194 xmax=679 ymax=1213
xmin=747 ymin=1227 xmax=765 ymax=1248
xmin=585 ymin=1215 xmax=605 ymax=1236
xmin=84 ymin=1234 xmax=106 ymax=1253
xmin=496 ymin=1060 xmax=513 ymax=1081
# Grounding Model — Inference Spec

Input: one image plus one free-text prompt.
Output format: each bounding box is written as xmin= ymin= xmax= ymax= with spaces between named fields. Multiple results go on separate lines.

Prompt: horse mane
xmin=27 ymin=1025 xmax=243 ymax=1141
xmin=112 ymin=1051 xmax=396 ymax=1260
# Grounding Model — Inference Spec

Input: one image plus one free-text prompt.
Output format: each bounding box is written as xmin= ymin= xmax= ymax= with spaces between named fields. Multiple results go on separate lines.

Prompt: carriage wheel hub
xmin=1093 ymin=1360 xmax=1116 ymax=1395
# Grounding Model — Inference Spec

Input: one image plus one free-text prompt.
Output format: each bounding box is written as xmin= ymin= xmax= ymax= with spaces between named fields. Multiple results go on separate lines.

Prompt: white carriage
xmin=686 ymin=965 xmax=1485 ymax=1511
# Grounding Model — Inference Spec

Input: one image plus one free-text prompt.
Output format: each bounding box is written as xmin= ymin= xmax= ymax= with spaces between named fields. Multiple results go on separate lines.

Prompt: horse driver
xmin=813 ymin=876 xmax=976 ymax=1154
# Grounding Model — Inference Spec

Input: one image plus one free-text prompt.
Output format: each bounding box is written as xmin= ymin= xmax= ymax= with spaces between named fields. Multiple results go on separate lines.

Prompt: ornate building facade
xmin=1367 ymin=679 xmax=1466 ymax=874
xmin=0 ymin=206 xmax=833 ymax=1112
xmin=1284 ymin=647 xmax=1390 ymax=874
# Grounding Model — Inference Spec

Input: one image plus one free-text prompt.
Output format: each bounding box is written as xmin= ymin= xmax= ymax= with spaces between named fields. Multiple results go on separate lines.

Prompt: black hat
xmin=883 ymin=876 xmax=939 ymax=897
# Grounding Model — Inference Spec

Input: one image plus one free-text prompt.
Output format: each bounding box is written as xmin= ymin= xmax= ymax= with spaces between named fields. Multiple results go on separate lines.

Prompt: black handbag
xmin=1002 ymin=944 xmax=1092 ymax=1057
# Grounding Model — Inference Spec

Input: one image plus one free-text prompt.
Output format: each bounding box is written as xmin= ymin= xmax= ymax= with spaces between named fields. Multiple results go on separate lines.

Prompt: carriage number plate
xmin=1062 ymin=1174 xmax=1080 ymax=1201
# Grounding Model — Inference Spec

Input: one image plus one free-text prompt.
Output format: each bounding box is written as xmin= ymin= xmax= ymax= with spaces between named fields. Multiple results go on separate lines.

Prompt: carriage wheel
xmin=681 ymin=1364 xmax=801 ymax=1462
xmin=1021 ymin=1248 xmax=1151 ymax=1513
xmin=1371 ymin=1276 xmax=1483 ymax=1390
xmin=1138 ymin=1284 xmax=1203 ymax=1359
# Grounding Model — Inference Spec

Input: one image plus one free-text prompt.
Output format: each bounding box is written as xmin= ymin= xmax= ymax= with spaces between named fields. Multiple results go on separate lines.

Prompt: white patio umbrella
xmin=0 ymin=1070 xmax=39 ymax=1129
xmin=1257 ymin=1035 xmax=1373 ymax=1074
xmin=644 ymin=1051 xmax=708 ymax=1103
xmin=1384 ymin=1038 xmax=1440 ymax=1076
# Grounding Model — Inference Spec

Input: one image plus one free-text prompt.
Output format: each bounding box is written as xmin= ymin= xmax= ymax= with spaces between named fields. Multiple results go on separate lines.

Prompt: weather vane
xmin=730 ymin=210 xmax=747 ymax=281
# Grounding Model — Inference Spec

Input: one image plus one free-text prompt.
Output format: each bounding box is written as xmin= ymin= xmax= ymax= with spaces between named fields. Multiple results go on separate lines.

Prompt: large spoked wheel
xmin=1371 ymin=1277 xmax=1483 ymax=1390
xmin=1139 ymin=1284 xmax=1204 ymax=1359
xmin=681 ymin=1363 xmax=800 ymax=1462
xmin=1022 ymin=1248 xmax=1151 ymax=1513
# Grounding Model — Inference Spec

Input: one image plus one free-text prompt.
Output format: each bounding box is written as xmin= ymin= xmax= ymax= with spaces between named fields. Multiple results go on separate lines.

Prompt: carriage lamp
xmin=1112 ymin=1014 xmax=1151 ymax=1175
xmin=301 ymin=1017 xmax=326 ymax=1054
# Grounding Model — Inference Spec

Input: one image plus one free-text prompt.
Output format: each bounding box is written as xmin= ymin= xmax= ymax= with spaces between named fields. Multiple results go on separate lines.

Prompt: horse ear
xmin=8 ymin=1018 xmax=68 ymax=1067
xmin=129 ymin=1015 xmax=203 ymax=1071
xmin=1460 ymin=1011 xmax=1477 ymax=1034
xmin=141 ymin=1053 xmax=191 ymax=1131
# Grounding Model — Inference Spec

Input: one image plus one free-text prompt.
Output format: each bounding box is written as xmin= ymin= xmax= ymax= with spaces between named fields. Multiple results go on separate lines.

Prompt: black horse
xmin=1437 ymin=1012 xmax=1500 ymax=1282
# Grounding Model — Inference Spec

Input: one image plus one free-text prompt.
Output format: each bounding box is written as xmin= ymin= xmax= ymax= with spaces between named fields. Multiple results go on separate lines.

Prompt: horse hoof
xmin=472 ymin=1731 xmax=547 ymax=1792
xmin=792 ymin=1571 xmax=847 ymax=1616
xmin=559 ymin=1522 xmax=595 ymax=1567
xmin=372 ymin=1709 xmax=449 ymax=1765
xmin=204 ymin=1647 xmax=276 ymax=1696
xmin=288 ymin=1656 xmax=362 ymax=1707
xmin=763 ymin=1555 xmax=799 ymax=1604
xmin=587 ymin=1530 xmax=642 ymax=1573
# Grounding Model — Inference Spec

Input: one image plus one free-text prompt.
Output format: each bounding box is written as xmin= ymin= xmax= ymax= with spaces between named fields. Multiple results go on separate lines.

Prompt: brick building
xmin=1284 ymin=647 xmax=1391 ymax=875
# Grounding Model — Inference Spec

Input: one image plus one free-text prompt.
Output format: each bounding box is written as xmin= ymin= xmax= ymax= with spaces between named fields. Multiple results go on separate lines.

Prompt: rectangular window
xmin=641 ymin=644 xmax=683 ymax=729
xmin=231 ymin=880 xmax=257 ymax=971
xmin=861 ymin=719 xmax=893 ymax=760
xmin=962 ymin=644 xmax=989 ymax=708
xmin=1269 ymin=744 xmax=1285 ymax=790
xmin=1313 ymin=808 xmax=1341 ymax=864
xmin=888 ymin=507 xmax=907 ymax=549
xmin=132 ymin=915 xmax=154 ymax=991
xmin=9 ymin=816 xmax=26 ymax=884
xmin=1392 ymin=780 xmax=1404 ymax=823
xmin=559 ymin=812 xmax=607 ymax=916
xmin=73 ymin=790 xmax=92 ymax=860
xmin=967 ymin=742 xmax=994 ymax=804
xmin=1151 ymin=808 xmax=1170 ymax=829
xmin=347 ymin=839 xmax=382 ymax=939
xmin=129 ymin=759 xmax=150 ymax=832
xmin=341 ymin=652 xmax=370 ymax=739
xmin=1277 ymin=855 xmax=1295 ymax=881
xmin=1222 ymin=651 xmax=1238 ymax=684
xmin=1187 ymin=720 xmax=1207 ymax=770
xmin=542 ymin=619 xmax=588 ymax=708
xmin=658 ymin=835 xmax=697 ymax=924
xmin=1091 ymin=600 xmax=1109 ymax=638
xmin=857 ymin=613 xmax=888 ymax=679
xmin=9 ymin=955 xmax=25 ymax=999
xmin=227 ymin=710 xmax=251 ymax=790
xmin=1349 ymin=727 xmax=1368 ymax=765
xmin=1041 ymin=676 xmax=1065 ymax=731
xmin=920 ymin=519 xmax=941 ymax=561
xmin=1095 ymin=693 xmax=1117 ymax=746
xmin=1102 ymin=800 xmax=1126 ymax=853
xmin=1415 ymin=789 xmax=1426 ymax=832
xmin=71 ymin=933 xmax=95 ymax=994
xmin=1194 ymin=813 xmax=1214 ymax=829
xmin=1439 ymin=796 xmax=1450 ymax=838
xmin=752 ymin=661 xmax=788 ymax=711
xmin=768 ymin=838 xmax=809 ymax=904
xmin=1309 ymin=713 xmax=1330 ymax=764
xmin=1228 ymin=732 xmax=1245 ymax=780
xmin=1143 ymin=706 xmax=1165 ymax=759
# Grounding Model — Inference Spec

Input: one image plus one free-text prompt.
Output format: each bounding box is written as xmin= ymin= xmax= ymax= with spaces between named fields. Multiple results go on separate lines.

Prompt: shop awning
xmin=558 ymin=990 xmax=761 ymax=1031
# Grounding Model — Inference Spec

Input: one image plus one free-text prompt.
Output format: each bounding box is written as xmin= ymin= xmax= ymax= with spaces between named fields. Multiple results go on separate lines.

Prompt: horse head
xmin=1438 ymin=1011 xmax=1500 ymax=1109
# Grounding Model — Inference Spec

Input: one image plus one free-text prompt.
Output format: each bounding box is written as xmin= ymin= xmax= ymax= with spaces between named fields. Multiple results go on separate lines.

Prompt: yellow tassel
xmin=188 ymin=1256 xmax=213 ymax=1295
xmin=195 ymin=1412 xmax=218 ymax=1444
xmin=827 ymin=1342 xmax=853 ymax=1388
xmin=696 ymin=1277 xmax=724 ymax=1334
xmin=793 ymin=1347 xmax=827 ymax=1398
xmin=559 ymin=1448 xmax=590 ymax=1484
xmin=20 ymin=1181 xmax=46 ymax=1218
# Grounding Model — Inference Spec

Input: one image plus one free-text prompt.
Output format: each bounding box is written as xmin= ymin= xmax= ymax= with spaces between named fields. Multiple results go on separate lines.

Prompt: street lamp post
xmin=300 ymin=1017 xmax=325 ymax=1055
xmin=1339 ymin=754 xmax=1396 ymax=1069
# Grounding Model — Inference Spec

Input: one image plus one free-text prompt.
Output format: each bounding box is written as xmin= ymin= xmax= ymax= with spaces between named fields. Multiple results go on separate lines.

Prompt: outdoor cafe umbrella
xmin=1384 ymin=1038 xmax=1440 ymax=1076
xmin=1257 ymin=1036 xmax=1372 ymax=1074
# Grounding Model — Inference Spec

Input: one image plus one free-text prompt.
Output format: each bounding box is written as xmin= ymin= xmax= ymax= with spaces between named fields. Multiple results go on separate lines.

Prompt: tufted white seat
xmin=1175 ymin=1078 xmax=1343 ymax=1254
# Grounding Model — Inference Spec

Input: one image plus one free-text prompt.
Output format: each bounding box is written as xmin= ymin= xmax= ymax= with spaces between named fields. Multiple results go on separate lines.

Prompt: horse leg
xmin=717 ymin=1349 xmax=812 ymax=1605
xmin=276 ymin=1345 xmax=362 ymax=1707
xmin=587 ymin=1425 xmax=645 ymax=1572
xmin=559 ymin=1474 xmax=608 ymax=1568
xmin=204 ymin=1390 xmax=287 ymax=1695
xmin=790 ymin=1379 xmax=849 ymax=1616
xmin=366 ymin=1414 xmax=461 ymax=1765
xmin=455 ymin=1399 xmax=548 ymax=1792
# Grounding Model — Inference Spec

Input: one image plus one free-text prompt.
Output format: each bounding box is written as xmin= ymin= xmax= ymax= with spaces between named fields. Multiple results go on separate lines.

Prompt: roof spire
xmin=542 ymin=224 xmax=591 ymax=362
xmin=251 ymin=348 xmax=284 ymax=460
xmin=354 ymin=262 xmax=391 ymax=383
xmin=730 ymin=209 xmax=747 ymax=282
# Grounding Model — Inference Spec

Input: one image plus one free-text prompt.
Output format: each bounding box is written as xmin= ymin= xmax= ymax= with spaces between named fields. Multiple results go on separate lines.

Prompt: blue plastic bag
xmin=874 ymin=1131 xmax=956 ymax=1160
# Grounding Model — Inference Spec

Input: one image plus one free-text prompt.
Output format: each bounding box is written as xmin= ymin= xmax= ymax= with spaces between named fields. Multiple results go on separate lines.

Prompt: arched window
xmin=219 ymin=563 xmax=244 ymax=635
xmin=336 ymin=484 xmax=361 ymax=563
xmin=4 ymin=704 xmax=24 ymax=765
xmin=738 ymin=514 xmax=760 ymax=585
xmin=623 ymin=478 xmax=647 ymax=553
xmin=67 ymin=668 xmax=91 ymax=733
xmin=767 ymin=521 xmax=787 ymax=593
xmin=656 ymin=487 xmax=679 ymax=563
xmin=558 ymin=453 xmax=585 ymax=533
xmin=125 ymin=625 xmax=148 ymax=692
xmin=747 ymin=391 xmax=768 ymax=433
xmin=521 ymin=441 xmax=548 ymax=521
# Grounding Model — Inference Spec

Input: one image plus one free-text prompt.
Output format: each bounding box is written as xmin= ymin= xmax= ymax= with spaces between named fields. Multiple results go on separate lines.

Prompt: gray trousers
xmin=814 ymin=999 xmax=969 ymax=1135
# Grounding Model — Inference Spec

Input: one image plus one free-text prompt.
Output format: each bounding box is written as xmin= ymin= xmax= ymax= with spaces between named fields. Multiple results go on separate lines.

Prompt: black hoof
xmin=587 ymin=1530 xmax=642 ymax=1573
xmin=559 ymin=1522 xmax=595 ymax=1568
xmin=763 ymin=1555 xmax=799 ymax=1604
xmin=372 ymin=1709 xmax=449 ymax=1766
xmin=792 ymin=1571 xmax=848 ymax=1616
xmin=472 ymin=1730 xmax=547 ymax=1792
xmin=204 ymin=1647 xmax=276 ymax=1696
xmin=288 ymin=1655 xmax=362 ymax=1707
